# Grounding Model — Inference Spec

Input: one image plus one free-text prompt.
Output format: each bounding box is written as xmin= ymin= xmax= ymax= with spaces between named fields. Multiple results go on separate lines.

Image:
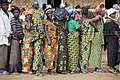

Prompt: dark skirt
xmin=117 ymin=42 xmax=120 ymax=63
xmin=9 ymin=39 xmax=21 ymax=73
xmin=57 ymin=33 xmax=68 ymax=73
xmin=107 ymin=39 xmax=118 ymax=67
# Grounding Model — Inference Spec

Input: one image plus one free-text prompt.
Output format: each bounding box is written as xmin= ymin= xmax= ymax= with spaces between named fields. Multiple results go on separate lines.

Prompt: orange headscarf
xmin=22 ymin=10 xmax=33 ymax=15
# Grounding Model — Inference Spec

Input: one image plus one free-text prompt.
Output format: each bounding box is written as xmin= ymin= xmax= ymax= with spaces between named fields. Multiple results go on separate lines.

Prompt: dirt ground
xmin=0 ymin=51 xmax=120 ymax=80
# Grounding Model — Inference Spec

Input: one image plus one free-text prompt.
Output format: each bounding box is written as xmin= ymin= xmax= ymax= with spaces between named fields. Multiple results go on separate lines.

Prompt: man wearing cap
xmin=0 ymin=0 xmax=13 ymax=75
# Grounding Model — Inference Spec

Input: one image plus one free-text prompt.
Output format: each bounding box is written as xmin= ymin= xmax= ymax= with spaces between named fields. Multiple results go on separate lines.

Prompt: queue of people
xmin=0 ymin=0 xmax=120 ymax=76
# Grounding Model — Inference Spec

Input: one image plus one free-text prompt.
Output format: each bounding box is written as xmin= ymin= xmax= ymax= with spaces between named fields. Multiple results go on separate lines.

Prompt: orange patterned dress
xmin=43 ymin=20 xmax=58 ymax=69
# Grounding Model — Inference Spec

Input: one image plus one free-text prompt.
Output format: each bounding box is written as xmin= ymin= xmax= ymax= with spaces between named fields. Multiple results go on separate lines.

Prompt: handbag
xmin=54 ymin=8 xmax=69 ymax=21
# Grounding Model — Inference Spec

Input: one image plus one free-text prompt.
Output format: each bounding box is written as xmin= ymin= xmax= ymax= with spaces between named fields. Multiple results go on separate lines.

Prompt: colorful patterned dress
xmin=67 ymin=19 xmax=80 ymax=72
xmin=32 ymin=8 xmax=44 ymax=71
xmin=89 ymin=15 xmax=104 ymax=69
xmin=22 ymin=21 xmax=33 ymax=72
xmin=56 ymin=21 xmax=68 ymax=73
xmin=80 ymin=20 xmax=94 ymax=73
xmin=43 ymin=20 xmax=58 ymax=70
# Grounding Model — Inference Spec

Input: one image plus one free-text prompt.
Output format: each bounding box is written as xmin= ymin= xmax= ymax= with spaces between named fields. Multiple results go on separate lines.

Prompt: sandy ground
xmin=0 ymin=51 xmax=120 ymax=80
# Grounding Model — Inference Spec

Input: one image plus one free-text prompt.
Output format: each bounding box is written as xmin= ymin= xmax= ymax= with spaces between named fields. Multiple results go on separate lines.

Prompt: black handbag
xmin=54 ymin=8 xmax=69 ymax=21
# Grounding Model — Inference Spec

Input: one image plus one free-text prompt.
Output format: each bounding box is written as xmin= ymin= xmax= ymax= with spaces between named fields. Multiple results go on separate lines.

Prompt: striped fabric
xmin=11 ymin=17 xmax=24 ymax=40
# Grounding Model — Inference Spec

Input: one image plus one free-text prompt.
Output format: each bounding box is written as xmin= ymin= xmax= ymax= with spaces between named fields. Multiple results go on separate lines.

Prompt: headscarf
xmin=81 ymin=7 xmax=88 ymax=16
xmin=84 ymin=3 xmax=90 ymax=7
xmin=45 ymin=4 xmax=52 ymax=13
xmin=96 ymin=2 xmax=105 ymax=9
xmin=107 ymin=8 xmax=117 ymax=21
xmin=22 ymin=10 xmax=33 ymax=16
xmin=33 ymin=1 xmax=39 ymax=5
xmin=68 ymin=9 xmax=76 ymax=18
xmin=11 ymin=7 xmax=20 ymax=13
xmin=95 ymin=8 xmax=103 ymax=14
xmin=107 ymin=8 xmax=117 ymax=16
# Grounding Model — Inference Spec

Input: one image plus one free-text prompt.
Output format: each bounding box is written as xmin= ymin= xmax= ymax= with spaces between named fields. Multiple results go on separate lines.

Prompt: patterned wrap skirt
xmin=67 ymin=33 xmax=80 ymax=71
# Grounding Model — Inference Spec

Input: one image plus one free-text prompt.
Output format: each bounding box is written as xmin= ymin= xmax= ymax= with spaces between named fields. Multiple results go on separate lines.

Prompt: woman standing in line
xmin=9 ymin=7 xmax=24 ymax=74
xmin=32 ymin=1 xmax=45 ymax=76
xmin=80 ymin=8 xmax=95 ymax=73
xmin=67 ymin=11 xmax=81 ymax=74
xmin=22 ymin=10 xmax=34 ymax=73
xmin=55 ymin=4 xmax=69 ymax=74
xmin=44 ymin=8 xmax=58 ymax=74
xmin=104 ymin=8 xmax=120 ymax=73
xmin=56 ymin=18 xmax=68 ymax=74
xmin=89 ymin=8 xmax=105 ymax=72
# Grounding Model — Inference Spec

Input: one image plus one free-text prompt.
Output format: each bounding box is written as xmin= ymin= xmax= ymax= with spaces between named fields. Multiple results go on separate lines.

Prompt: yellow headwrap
xmin=96 ymin=2 xmax=105 ymax=9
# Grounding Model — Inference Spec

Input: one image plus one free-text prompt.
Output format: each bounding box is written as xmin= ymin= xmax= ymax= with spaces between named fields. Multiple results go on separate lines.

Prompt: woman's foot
xmin=32 ymin=70 xmax=36 ymax=74
xmin=70 ymin=70 xmax=80 ymax=74
xmin=88 ymin=68 xmax=94 ymax=73
xmin=47 ymin=69 xmax=57 ymax=75
xmin=94 ymin=67 xmax=103 ymax=72
xmin=36 ymin=70 xmax=44 ymax=76
xmin=57 ymin=71 xmax=67 ymax=74
xmin=13 ymin=72 xmax=19 ymax=75
xmin=108 ymin=68 xmax=117 ymax=74
xmin=29 ymin=71 xmax=33 ymax=75
xmin=82 ymin=71 xmax=88 ymax=74
xmin=47 ymin=69 xmax=52 ymax=75
xmin=0 ymin=71 xmax=9 ymax=75
xmin=70 ymin=70 xmax=75 ymax=74
xmin=94 ymin=67 xmax=98 ymax=71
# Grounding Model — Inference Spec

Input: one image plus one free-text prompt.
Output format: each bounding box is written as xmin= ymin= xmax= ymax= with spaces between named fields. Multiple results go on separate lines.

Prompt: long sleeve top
xmin=0 ymin=9 xmax=13 ymax=45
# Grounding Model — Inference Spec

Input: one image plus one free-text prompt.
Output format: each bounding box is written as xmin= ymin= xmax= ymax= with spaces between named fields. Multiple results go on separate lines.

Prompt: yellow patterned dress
xmin=22 ymin=21 xmax=33 ymax=72
xmin=43 ymin=20 xmax=58 ymax=70
xmin=89 ymin=15 xmax=104 ymax=69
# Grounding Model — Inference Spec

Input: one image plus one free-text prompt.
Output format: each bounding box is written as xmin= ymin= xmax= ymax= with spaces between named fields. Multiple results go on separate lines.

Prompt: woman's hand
xmin=118 ymin=38 xmax=120 ymax=42
xmin=25 ymin=18 xmax=30 ymax=23
xmin=58 ymin=34 xmax=61 ymax=40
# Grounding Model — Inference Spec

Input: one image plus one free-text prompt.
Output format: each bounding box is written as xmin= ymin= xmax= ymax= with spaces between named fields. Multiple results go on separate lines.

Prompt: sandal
xmin=108 ymin=69 xmax=117 ymax=74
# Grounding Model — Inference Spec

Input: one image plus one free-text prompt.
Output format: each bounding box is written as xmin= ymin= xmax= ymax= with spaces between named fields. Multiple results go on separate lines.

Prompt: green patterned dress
xmin=89 ymin=15 xmax=104 ymax=69
xmin=67 ymin=19 xmax=80 ymax=72
xmin=32 ymin=8 xmax=44 ymax=71
xmin=80 ymin=20 xmax=94 ymax=73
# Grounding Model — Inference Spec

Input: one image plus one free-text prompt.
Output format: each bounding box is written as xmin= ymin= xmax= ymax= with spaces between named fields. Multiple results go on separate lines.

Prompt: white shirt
xmin=0 ymin=9 xmax=13 ymax=45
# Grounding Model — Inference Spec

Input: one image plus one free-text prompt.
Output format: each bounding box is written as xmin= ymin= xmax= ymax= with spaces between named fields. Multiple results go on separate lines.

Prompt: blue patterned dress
xmin=80 ymin=20 xmax=94 ymax=73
